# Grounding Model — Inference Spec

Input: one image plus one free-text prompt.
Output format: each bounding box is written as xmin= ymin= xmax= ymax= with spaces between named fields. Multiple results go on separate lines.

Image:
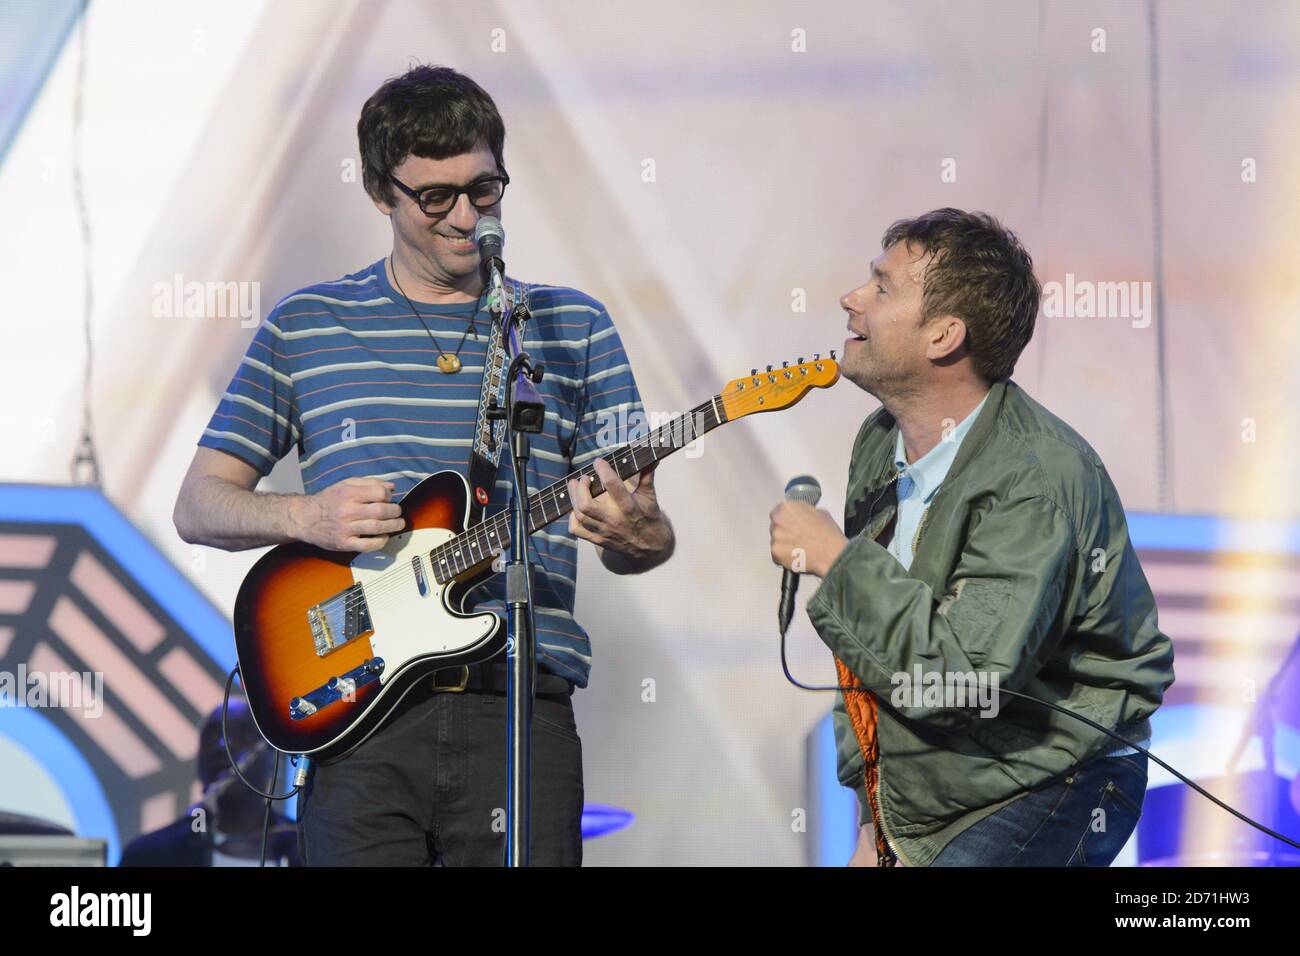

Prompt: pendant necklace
xmin=389 ymin=256 xmax=481 ymax=374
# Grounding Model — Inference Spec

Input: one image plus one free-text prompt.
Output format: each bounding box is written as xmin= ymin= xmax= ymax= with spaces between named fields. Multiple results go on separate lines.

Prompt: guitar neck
xmin=430 ymin=395 xmax=729 ymax=582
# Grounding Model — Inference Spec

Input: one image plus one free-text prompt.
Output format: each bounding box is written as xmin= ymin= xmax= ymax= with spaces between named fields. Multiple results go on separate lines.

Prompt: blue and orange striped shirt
xmin=198 ymin=258 xmax=644 ymax=686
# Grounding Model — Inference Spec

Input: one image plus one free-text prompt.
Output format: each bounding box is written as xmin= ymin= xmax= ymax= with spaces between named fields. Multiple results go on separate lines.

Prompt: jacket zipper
xmin=877 ymin=480 xmax=950 ymax=867
xmin=861 ymin=472 xmax=901 ymax=538
xmin=911 ymin=501 xmax=932 ymax=557
xmin=862 ymin=470 xmax=912 ymax=867
xmin=874 ymin=422 xmax=977 ymax=866
xmin=878 ymin=786 xmax=909 ymax=867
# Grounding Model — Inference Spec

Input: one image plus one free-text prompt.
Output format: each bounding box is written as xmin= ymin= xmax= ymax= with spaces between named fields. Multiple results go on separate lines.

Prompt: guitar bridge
xmin=309 ymin=584 xmax=372 ymax=657
xmin=290 ymin=658 xmax=385 ymax=720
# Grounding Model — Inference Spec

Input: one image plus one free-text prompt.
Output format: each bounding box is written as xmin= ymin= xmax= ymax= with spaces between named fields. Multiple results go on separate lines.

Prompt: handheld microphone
xmin=779 ymin=474 xmax=822 ymax=636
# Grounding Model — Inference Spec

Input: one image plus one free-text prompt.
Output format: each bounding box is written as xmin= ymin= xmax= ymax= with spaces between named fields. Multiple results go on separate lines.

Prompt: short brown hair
xmin=357 ymin=65 xmax=506 ymax=206
xmin=882 ymin=208 xmax=1039 ymax=383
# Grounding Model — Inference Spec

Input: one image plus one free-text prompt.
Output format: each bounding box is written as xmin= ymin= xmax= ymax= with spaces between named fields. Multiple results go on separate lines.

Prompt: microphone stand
xmin=486 ymin=261 xmax=545 ymax=867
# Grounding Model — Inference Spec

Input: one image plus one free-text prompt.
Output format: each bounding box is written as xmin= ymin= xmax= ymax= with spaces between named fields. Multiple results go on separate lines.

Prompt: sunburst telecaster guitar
xmin=234 ymin=357 xmax=840 ymax=759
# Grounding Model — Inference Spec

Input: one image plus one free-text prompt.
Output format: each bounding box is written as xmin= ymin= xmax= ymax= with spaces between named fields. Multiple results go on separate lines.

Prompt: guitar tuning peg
xmin=766 ymin=364 xmax=773 ymax=372
xmin=814 ymin=352 xmax=820 ymax=360
xmin=797 ymin=356 xmax=805 ymax=364
xmin=782 ymin=360 xmax=789 ymax=368
xmin=830 ymin=349 xmax=837 ymax=360
xmin=750 ymin=368 xmax=757 ymax=376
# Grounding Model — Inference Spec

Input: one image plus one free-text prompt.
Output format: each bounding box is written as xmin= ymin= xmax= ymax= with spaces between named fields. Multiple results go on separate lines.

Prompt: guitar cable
xmin=221 ymin=666 xmax=307 ymax=866
xmin=779 ymin=628 xmax=1300 ymax=852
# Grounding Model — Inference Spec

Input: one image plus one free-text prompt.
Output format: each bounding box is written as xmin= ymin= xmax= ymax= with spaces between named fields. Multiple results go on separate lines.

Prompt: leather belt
xmin=428 ymin=661 xmax=571 ymax=698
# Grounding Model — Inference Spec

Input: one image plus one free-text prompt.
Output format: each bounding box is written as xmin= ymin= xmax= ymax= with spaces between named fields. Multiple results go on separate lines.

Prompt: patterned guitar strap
xmin=836 ymin=479 xmax=900 ymax=866
xmin=465 ymin=277 xmax=531 ymax=530
xmin=836 ymin=659 xmax=894 ymax=866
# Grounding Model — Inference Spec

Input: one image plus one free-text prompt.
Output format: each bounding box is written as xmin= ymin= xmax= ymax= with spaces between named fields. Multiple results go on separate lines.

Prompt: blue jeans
xmin=930 ymin=752 xmax=1147 ymax=866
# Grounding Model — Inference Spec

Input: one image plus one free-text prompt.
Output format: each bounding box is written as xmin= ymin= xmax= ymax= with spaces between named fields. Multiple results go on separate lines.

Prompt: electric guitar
xmin=234 ymin=357 xmax=840 ymax=759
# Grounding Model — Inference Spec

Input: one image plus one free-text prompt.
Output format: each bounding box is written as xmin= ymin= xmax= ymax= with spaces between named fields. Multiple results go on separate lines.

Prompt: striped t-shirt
xmin=198 ymin=258 xmax=644 ymax=687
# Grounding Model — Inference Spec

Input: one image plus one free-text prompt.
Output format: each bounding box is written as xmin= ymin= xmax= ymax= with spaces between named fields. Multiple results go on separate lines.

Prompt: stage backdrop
xmin=1 ymin=0 xmax=1298 ymax=864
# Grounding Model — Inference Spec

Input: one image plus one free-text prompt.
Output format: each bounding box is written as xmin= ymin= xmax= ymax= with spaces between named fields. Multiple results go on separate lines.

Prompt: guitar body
xmin=231 ymin=357 xmax=841 ymax=761
xmin=234 ymin=471 xmax=506 ymax=761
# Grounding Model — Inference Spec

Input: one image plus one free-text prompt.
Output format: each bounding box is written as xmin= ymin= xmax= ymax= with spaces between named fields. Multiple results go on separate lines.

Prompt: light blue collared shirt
xmin=887 ymin=391 xmax=990 ymax=572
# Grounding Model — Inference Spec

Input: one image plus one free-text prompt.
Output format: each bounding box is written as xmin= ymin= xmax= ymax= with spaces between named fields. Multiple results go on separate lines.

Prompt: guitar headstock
xmin=720 ymin=354 xmax=840 ymax=422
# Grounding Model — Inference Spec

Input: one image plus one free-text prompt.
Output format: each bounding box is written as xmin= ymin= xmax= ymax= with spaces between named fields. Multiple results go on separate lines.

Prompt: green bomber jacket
xmin=806 ymin=378 xmax=1176 ymax=866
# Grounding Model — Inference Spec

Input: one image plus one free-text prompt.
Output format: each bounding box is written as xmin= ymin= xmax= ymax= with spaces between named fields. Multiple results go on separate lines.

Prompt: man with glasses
xmin=173 ymin=65 xmax=674 ymax=866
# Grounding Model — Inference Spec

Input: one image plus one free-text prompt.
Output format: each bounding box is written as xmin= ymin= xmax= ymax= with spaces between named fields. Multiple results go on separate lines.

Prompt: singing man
xmin=769 ymin=208 xmax=1174 ymax=866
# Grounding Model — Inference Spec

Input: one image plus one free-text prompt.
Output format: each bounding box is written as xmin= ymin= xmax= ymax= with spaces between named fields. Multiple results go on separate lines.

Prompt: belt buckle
xmin=431 ymin=665 xmax=470 ymax=693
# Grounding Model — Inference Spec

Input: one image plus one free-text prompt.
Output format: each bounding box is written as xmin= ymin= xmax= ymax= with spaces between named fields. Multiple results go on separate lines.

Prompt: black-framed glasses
xmin=388 ymin=172 xmax=509 ymax=216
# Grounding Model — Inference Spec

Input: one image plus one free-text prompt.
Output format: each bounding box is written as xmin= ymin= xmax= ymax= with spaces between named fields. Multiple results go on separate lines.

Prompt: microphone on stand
xmin=473 ymin=214 xmax=509 ymax=328
xmin=474 ymin=215 xmax=508 ymax=313
xmin=474 ymin=215 xmax=543 ymax=433
xmin=779 ymin=474 xmax=822 ymax=636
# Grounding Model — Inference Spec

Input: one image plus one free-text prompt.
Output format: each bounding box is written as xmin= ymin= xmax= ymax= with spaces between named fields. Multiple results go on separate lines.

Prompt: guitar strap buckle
xmin=429 ymin=665 xmax=470 ymax=693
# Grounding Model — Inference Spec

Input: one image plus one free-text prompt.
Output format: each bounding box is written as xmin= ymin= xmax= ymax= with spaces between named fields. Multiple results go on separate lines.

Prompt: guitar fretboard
xmin=428 ymin=394 xmax=728 ymax=583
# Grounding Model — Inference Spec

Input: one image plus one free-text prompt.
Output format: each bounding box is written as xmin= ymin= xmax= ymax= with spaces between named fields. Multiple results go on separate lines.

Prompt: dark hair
xmin=881 ymin=208 xmax=1040 ymax=383
xmin=357 ymin=65 xmax=506 ymax=206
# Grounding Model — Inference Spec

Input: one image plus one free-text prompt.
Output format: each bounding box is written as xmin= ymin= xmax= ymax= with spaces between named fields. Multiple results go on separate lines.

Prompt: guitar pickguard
xmin=349 ymin=526 xmax=499 ymax=679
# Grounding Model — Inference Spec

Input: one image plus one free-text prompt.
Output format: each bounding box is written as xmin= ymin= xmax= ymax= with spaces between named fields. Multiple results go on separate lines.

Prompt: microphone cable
xmin=779 ymin=627 xmax=1300 ymax=852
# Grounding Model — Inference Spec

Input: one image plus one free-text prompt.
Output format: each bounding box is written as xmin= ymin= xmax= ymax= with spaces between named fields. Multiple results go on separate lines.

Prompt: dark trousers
xmin=931 ymin=751 xmax=1148 ymax=866
xmin=297 ymin=681 xmax=584 ymax=866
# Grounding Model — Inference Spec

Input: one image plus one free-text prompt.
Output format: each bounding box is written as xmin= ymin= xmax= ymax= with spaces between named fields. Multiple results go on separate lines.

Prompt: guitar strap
xmin=465 ymin=276 xmax=530 ymax=527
